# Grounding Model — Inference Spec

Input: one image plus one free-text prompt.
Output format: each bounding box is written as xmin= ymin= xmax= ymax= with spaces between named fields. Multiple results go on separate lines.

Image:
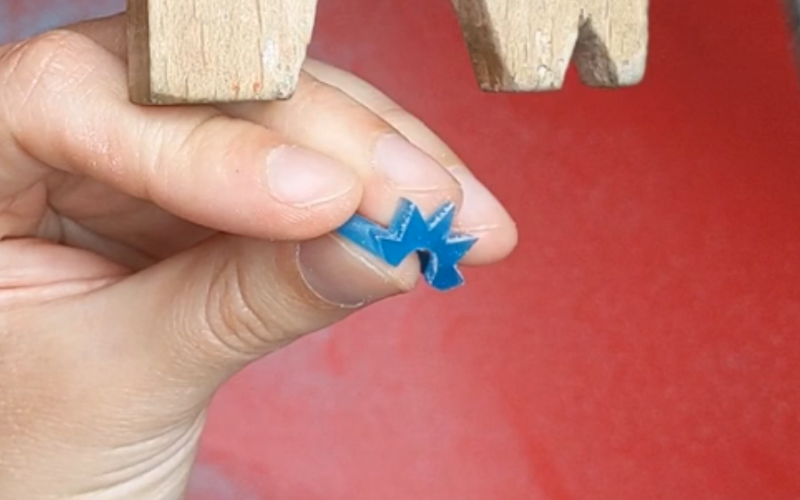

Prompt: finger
xmin=220 ymin=73 xmax=463 ymax=227
xmin=0 ymin=28 xmax=362 ymax=242
xmin=70 ymin=14 xmax=515 ymax=264
xmin=304 ymin=59 xmax=518 ymax=264
xmin=70 ymin=14 xmax=464 ymax=277
xmin=68 ymin=230 xmax=419 ymax=390
xmin=67 ymin=15 xmax=459 ymax=217
xmin=219 ymin=74 xmax=469 ymax=292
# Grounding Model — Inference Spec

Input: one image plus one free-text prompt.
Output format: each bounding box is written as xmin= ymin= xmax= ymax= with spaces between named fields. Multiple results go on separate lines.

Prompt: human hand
xmin=0 ymin=14 xmax=517 ymax=499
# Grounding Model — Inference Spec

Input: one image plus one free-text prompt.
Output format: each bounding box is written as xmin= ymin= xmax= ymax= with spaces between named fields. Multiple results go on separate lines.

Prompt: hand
xmin=0 ymin=13 xmax=517 ymax=499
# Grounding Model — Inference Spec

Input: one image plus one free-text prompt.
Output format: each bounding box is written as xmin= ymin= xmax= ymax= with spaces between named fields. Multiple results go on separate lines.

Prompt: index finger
xmin=0 ymin=27 xmax=362 ymax=241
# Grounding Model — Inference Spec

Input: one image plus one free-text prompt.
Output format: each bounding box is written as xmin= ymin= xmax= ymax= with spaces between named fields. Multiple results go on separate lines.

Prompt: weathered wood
xmin=450 ymin=0 xmax=649 ymax=92
xmin=127 ymin=0 xmax=318 ymax=104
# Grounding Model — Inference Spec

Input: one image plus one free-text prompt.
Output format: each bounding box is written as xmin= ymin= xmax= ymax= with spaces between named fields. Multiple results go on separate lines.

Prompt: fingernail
xmin=265 ymin=146 xmax=358 ymax=207
xmin=450 ymin=166 xmax=508 ymax=231
xmin=373 ymin=134 xmax=454 ymax=191
xmin=297 ymin=234 xmax=418 ymax=307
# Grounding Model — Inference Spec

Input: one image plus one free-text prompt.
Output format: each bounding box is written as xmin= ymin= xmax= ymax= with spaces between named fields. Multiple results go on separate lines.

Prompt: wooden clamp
xmin=126 ymin=0 xmax=648 ymax=104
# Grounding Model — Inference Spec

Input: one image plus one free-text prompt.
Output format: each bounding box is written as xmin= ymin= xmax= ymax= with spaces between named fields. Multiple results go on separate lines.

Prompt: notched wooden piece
xmin=127 ymin=0 xmax=318 ymax=104
xmin=450 ymin=0 xmax=649 ymax=92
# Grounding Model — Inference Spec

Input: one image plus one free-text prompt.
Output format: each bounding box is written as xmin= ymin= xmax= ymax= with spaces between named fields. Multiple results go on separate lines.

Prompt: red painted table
xmin=3 ymin=1 xmax=800 ymax=498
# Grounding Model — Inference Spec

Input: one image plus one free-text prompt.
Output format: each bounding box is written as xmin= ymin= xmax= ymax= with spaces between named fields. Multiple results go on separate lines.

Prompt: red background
xmin=4 ymin=1 xmax=800 ymax=498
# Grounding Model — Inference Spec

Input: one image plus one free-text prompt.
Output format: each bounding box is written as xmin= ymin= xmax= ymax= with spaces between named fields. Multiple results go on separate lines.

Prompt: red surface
xmin=7 ymin=1 xmax=800 ymax=499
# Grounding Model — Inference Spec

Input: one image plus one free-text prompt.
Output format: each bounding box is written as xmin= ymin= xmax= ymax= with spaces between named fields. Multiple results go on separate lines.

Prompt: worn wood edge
xmin=126 ymin=0 xmax=152 ymax=104
xmin=449 ymin=0 xmax=509 ymax=92
xmin=450 ymin=0 xmax=649 ymax=93
xmin=573 ymin=15 xmax=647 ymax=89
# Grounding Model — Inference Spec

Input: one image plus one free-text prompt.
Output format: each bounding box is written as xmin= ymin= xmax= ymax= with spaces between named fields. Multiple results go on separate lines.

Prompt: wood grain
xmin=451 ymin=0 xmax=649 ymax=91
xmin=127 ymin=0 xmax=318 ymax=104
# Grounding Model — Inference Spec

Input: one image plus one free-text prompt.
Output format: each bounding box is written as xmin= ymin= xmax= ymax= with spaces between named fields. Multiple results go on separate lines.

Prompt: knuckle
xmin=0 ymin=30 xmax=100 ymax=147
xmin=132 ymin=106 xmax=227 ymax=203
xmin=201 ymin=254 xmax=304 ymax=359
xmin=167 ymin=112 xmax=225 ymax=170
xmin=293 ymin=71 xmax=324 ymax=102
xmin=0 ymin=30 xmax=89 ymax=106
xmin=269 ymin=72 xmax=393 ymax=141
xmin=271 ymin=73 xmax=326 ymax=130
xmin=292 ymin=75 xmax=381 ymax=125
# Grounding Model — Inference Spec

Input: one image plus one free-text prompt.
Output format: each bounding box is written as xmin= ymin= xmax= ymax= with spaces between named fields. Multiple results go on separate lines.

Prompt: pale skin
xmin=0 ymin=13 xmax=518 ymax=499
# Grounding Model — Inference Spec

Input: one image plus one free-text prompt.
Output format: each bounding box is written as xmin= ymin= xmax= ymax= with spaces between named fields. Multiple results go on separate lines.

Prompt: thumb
xmin=87 ymin=232 xmax=419 ymax=389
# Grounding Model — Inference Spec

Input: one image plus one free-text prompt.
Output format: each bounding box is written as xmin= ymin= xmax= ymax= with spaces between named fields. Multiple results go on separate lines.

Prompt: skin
xmin=0 ymin=13 xmax=518 ymax=499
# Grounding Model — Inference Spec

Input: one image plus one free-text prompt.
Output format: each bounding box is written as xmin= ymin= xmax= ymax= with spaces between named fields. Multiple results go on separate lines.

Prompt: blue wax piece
xmin=336 ymin=198 xmax=478 ymax=292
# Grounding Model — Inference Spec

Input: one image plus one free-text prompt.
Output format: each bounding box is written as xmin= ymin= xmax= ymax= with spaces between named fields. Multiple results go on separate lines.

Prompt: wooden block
xmin=450 ymin=0 xmax=649 ymax=92
xmin=127 ymin=0 xmax=318 ymax=104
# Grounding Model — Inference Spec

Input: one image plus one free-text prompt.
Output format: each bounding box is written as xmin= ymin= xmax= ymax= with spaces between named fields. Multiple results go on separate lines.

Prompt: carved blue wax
xmin=337 ymin=198 xmax=478 ymax=291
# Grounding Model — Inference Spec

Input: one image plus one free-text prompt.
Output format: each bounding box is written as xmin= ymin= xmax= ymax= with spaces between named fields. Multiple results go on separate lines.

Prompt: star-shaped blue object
xmin=336 ymin=198 xmax=478 ymax=291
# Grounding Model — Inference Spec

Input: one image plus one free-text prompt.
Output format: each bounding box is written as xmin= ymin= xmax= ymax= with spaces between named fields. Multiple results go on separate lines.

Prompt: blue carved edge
xmin=336 ymin=198 xmax=478 ymax=292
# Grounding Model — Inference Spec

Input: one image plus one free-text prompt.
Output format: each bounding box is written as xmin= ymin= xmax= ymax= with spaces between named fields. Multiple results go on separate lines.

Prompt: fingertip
xmin=264 ymin=146 xmax=357 ymax=207
xmin=223 ymin=80 xmax=465 ymax=232
xmin=359 ymin=133 xmax=464 ymax=224
xmin=449 ymin=166 xmax=519 ymax=265
xmin=257 ymin=144 xmax=366 ymax=240
xmin=461 ymin=223 xmax=519 ymax=265
xmin=301 ymin=64 xmax=514 ymax=264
